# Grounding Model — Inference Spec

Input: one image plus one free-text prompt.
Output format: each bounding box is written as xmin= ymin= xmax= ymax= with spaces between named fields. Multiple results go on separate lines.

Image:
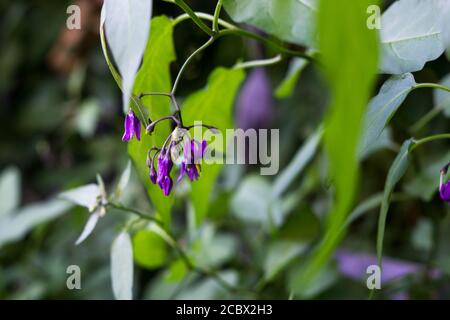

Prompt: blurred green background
xmin=2 ymin=0 xmax=450 ymax=300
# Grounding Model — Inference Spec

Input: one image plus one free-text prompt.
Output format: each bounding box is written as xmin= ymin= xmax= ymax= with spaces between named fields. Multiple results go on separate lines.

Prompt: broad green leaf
xmin=275 ymin=57 xmax=309 ymax=99
xmin=111 ymin=232 xmax=133 ymax=300
xmin=377 ymin=139 xmax=415 ymax=266
xmin=359 ymin=127 xmax=395 ymax=160
xmin=302 ymin=0 xmax=379 ymax=286
xmin=190 ymin=224 xmax=237 ymax=269
xmin=176 ymin=270 xmax=238 ymax=300
xmin=75 ymin=210 xmax=100 ymax=245
xmin=272 ymin=128 xmax=322 ymax=197
xmin=289 ymin=262 xmax=338 ymax=298
xmin=231 ymin=175 xmax=272 ymax=226
xmin=264 ymin=241 xmax=306 ymax=282
xmin=128 ymin=16 xmax=176 ymax=229
xmin=59 ymin=184 xmax=101 ymax=212
xmin=223 ymin=0 xmax=317 ymax=48
xmin=434 ymin=73 xmax=450 ymax=117
xmin=0 ymin=166 xmax=20 ymax=216
xmin=359 ymin=73 xmax=416 ymax=156
xmin=0 ymin=199 xmax=72 ymax=247
xmin=380 ymin=0 xmax=445 ymax=74
xmin=132 ymin=230 xmax=168 ymax=269
xmin=182 ymin=67 xmax=245 ymax=225
xmin=102 ymin=0 xmax=152 ymax=112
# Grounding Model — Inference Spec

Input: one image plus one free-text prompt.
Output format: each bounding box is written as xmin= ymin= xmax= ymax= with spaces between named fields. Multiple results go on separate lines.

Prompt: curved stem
xmin=173 ymin=0 xmax=214 ymax=36
xmin=147 ymin=116 xmax=181 ymax=133
xmin=233 ymin=54 xmax=283 ymax=70
xmin=410 ymin=107 xmax=442 ymax=133
xmin=139 ymin=92 xmax=172 ymax=99
xmin=212 ymin=0 xmax=224 ymax=32
xmin=413 ymin=83 xmax=450 ymax=92
xmin=171 ymin=37 xmax=215 ymax=95
xmin=107 ymin=202 xmax=164 ymax=225
xmin=412 ymin=133 xmax=450 ymax=151
xmin=173 ymin=12 xmax=236 ymax=30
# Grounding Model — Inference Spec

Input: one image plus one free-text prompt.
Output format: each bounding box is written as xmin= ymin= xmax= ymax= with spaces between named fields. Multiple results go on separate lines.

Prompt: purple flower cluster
xmin=122 ymin=109 xmax=209 ymax=196
xmin=146 ymin=131 xmax=207 ymax=196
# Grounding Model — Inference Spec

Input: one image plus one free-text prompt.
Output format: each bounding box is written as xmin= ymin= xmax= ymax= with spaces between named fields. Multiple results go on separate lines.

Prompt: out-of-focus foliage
xmin=2 ymin=0 xmax=450 ymax=301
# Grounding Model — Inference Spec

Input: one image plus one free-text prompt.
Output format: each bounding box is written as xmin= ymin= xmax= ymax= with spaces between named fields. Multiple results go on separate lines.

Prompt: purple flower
xmin=178 ymin=139 xmax=207 ymax=182
xmin=236 ymin=68 xmax=273 ymax=130
xmin=149 ymin=165 xmax=157 ymax=184
xmin=440 ymin=164 xmax=450 ymax=202
xmin=122 ymin=109 xmax=141 ymax=142
xmin=156 ymin=148 xmax=174 ymax=196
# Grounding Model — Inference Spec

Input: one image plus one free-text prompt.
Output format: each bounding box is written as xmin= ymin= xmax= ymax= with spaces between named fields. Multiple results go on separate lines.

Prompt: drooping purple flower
xmin=156 ymin=148 xmax=174 ymax=196
xmin=149 ymin=165 xmax=157 ymax=184
xmin=122 ymin=109 xmax=141 ymax=142
xmin=178 ymin=139 xmax=207 ymax=182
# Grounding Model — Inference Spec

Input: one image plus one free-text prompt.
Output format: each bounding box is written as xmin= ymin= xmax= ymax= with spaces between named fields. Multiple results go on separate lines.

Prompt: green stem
xmin=107 ymin=202 xmax=164 ymax=225
xmin=410 ymin=107 xmax=442 ymax=133
xmin=233 ymin=54 xmax=283 ymax=70
xmin=212 ymin=0 xmax=224 ymax=32
xmin=171 ymin=37 xmax=215 ymax=95
xmin=139 ymin=92 xmax=172 ymax=99
xmin=173 ymin=0 xmax=214 ymax=36
xmin=413 ymin=83 xmax=450 ymax=92
xmin=172 ymin=12 xmax=236 ymax=30
xmin=412 ymin=133 xmax=450 ymax=151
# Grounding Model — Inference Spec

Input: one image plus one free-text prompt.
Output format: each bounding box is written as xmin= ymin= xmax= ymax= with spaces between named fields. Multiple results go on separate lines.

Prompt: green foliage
xmin=128 ymin=16 xmax=176 ymax=229
xmin=300 ymin=0 xmax=380 ymax=288
xmin=223 ymin=0 xmax=317 ymax=47
xmin=133 ymin=230 xmax=168 ymax=269
xmin=377 ymin=139 xmax=415 ymax=266
xmin=182 ymin=67 xmax=245 ymax=225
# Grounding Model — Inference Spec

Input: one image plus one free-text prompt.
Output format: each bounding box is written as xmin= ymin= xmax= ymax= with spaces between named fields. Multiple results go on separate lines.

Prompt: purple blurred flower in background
xmin=440 ymin=163 xmax=450 ymax=202
xmin=122 ymin=109 xmax=141 ymax=142
xmin=236 ymin=68 xmax=273 ymax=130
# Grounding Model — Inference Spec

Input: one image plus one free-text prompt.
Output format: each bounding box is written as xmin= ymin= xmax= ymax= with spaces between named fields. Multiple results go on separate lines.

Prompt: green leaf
xmin=302 ymin=0 xmax=379 ymax=285
xmin=128 ymin=16 xmax=176 ymax=229
xmin=264 ymin=241 xmax=306 ymax=282
xmin=111 ymin=232 xmax=133 ymax=300
xmin=102 ymin=0 xmax=152 ymax=112
xmin=434 ymin=73 xmax=450 ymax=117
xmin=0 ymin=199 xmax=72 ymax=248
xmin=275 ymin=57 xmax=309 ymax=99
xmin=0 ymin=166 xmax=20 ymax=216
xmin=380 ymin=0 xmax=445 ymax=74
xmin=231 ymin=175 xmax=272 ymax=226
xmin=223 ymin=0 xmax=318 ymax=48
xmin=182 ymin=67 xmax=245 ymax=226
xmin=359 ymin=73 xmax=416 ymax=156
xmin=377 ymin=139 xmax=415 ymax=266
xmin=272 ymin=128 xmax=322 ymax=197
xmin=132 ymin=230 xmax=168 ymax=269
